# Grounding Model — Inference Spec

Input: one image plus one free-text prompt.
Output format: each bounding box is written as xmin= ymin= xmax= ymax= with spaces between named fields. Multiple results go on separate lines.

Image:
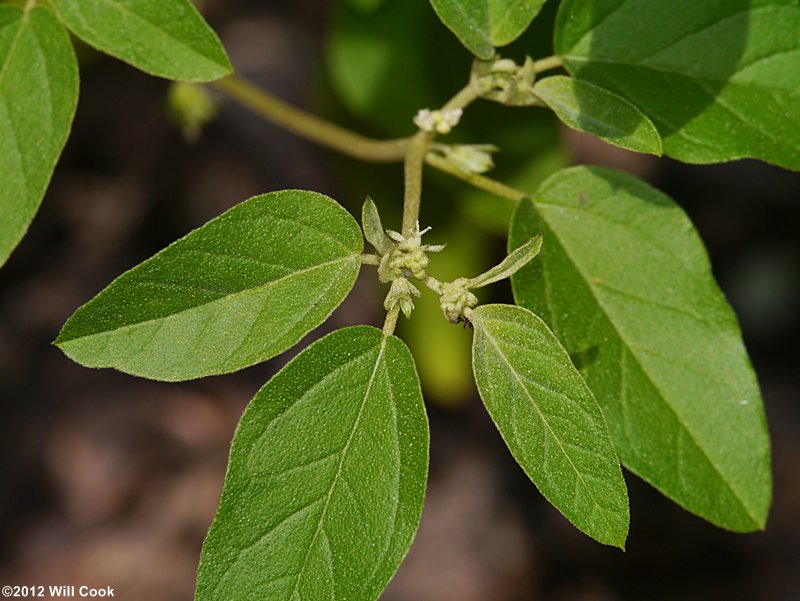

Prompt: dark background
xmin=1 ymin=1 xmax=798 ymax=599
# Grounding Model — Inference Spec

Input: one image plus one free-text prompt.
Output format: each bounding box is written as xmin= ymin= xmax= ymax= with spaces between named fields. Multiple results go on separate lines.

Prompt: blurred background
xmin=1 ymin=1 xmax=798 ymax=599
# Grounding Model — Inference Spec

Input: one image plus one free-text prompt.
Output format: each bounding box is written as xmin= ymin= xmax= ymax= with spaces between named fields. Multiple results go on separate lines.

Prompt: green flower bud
xmin=437 ymin=144 xmax=499 ymax=174
xmin=167 ymin=81 xmax=217 ymax=141
xmin=471 ymin=56 xmax=539 ymax=107
xmin=439 ymin=278 xmax=479 ymax=324
xmin=384 ymin=277 xmax=422 ymax=318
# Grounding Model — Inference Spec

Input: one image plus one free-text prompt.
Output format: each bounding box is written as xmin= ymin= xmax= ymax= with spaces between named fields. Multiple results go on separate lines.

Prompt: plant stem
xmin=534 ymin=55 xmax=564 ymax=74
xmin=361 ymin=253 xmax=380 ymax=265
xmin=402 ymin=131 xmax=433 ymax=235
xmin=401 ymin=83 xmax=481 ymax=235
xmin=422 ymin=275 xmax=443 ymax=295
xmin=211 ymin=75 xmax=528 ymax=214
xmin=382 ymin=304 xmax=400 ymax=336
xmin=424 ymin=153 xmax=527 ymax=203
xmin=210 ymin=75 xmax=410 ymax=162
xmin=442 ymin=82 xmax=481 ymax=112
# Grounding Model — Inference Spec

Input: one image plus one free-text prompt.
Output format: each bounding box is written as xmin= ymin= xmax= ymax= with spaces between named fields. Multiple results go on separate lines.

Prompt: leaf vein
xmin=477 ymin=324 xmax=617 ymax=531
xmin=287 ymin=338 xmax=388 ymax=599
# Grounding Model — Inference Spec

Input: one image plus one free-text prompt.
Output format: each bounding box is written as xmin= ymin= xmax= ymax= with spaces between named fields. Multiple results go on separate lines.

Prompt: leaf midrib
xmin=562 ymin=54 xmax=800 ymax=98
xmin=561 ymin=4 xmax=781 ymax=77
xmin=559 ymin=2 xmax=797 ymax=98
xmin=535 ymin=205 xmax=760 ymax=525
xmin=206 ymin=339 xmax=381 ymax=598
xmin=288 ymin=337 xmax=388 ymax=600
xmin=58 ymin=254 xmax=358 ymax=344
xmin=475 ymin=315 xmax=618 ymax=533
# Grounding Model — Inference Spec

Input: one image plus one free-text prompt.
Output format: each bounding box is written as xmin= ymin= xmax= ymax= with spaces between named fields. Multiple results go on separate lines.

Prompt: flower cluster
xmin=471 ymin=56 xmax=539 ymax=107
xmin=438 ymin=278 xmax=479 ymax=324
xmin=433 ymin=143 xmax=498 ymax=174
xmin=413 ymin=108 xmax=463 ymax=134
xmin=384 ymin=278 xmax=421 ymax=319
xmin=372 ymin=222 xmax=445 ymax=319
xmin=378 ymin=222 xmax=445 ymax=283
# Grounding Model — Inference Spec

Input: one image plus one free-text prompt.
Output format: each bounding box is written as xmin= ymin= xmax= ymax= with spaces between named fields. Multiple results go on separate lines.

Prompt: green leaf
xmin=51 ymin=0 xmax=232 ymax=81
xmin=555 ymin=0 xmax=800 ymax=169
xmin=196 ymin=326 xmax=428 ymax=601
xmin=429 ymin=0 xmax=548 ymax=59
xmin=56 ymin=190 xmax=363 ymax=381
xmin=532 ymin=76 xmax=662 ymax=156
xmin=471 ymin=304 xmax=629 ymax=548
xmin=467 ymin=234 xmax=542 ymax=289
xmin=510 ymin=166 xmax=772 ymax=531
xmin=362 ymin=197 xmax=392 ymax=255
xmin=0 ymin=5 xmax=78 ymax=267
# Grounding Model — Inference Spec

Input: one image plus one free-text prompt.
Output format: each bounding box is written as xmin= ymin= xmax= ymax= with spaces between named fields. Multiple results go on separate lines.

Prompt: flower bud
xmin=439 ymin=278 xmax=479 ymax=324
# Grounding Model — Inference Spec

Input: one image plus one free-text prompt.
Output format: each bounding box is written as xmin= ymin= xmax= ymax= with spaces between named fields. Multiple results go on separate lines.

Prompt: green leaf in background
xmin=0 ymin=4 xmax=78 ymax=267
xmin=532 ymin=75 xmax=662 ymax=156
xmin=471 ymin=304 xmax=629 ymax=547
xmin=344 ymin=0 xmax=388 ymax=14
xmin=510 ymin=166 xmax=772 ymax=531
xmin=555 ymin=0 xmax=800 ymax=169
xmin=196 ymin=326 xmax=428 ymax=601
xmin=51 ymin=0 xmax=232 ymax=81
xmin=326 ymin=0 xmax=466 ymax=137
xmin=429 ymin=0 xmax=548 ymax=59
xmin=56 ymin=190 xmax=363 ymax=381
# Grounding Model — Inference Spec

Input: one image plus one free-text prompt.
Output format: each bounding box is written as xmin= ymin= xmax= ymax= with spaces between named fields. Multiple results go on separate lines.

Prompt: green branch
xmin=423 ymin=153 xmax=526 ymax=203
xmin=402 ymin=130 xmax=433 ymax=235
xmin=211 ymin=75 xmax=528 ymax=222
xmin=210 ymin=75 xmax=410 ymax=163
xmin=533 ymin=55 xmax=564 ymax=74
xmin=401 ymin=82 xmax=481 ymax=235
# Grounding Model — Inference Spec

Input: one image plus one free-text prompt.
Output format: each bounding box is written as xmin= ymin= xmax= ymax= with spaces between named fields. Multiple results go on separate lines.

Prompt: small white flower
xmin=413 ymin=109 xmax=436 ymax=132
xmin=413 ymin=108 xmax=463 ymax=134
xmin=437 ymin=108 xmax=463 ymax=134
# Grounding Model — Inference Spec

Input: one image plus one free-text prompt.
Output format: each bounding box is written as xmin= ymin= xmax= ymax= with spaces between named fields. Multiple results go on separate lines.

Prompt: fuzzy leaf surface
xmin=555 ymin=0 xmax=800 ymax=169
xmin=362 ymin=197 xmax=392 ymax=255
xmin=510 ymin=166 xmax=772 ymax=531
xmin=196 ymin=326 xmax=429 ymax=601
xmin=471 ymin=304 xmax=629 ymax=547
xmin=429 ymin=0 xmax=548 ymax=59
xmin=468 ymin=234 xmax=542 ymax=289
xmin=51 ymin=0 xmax=231 ymax=81
xmin=533 ymin=76 xmax=662 ymax=155
xmin=56 ymin=190 xmax=363 ymax=381
xmin=0 ymin=5 xmax=78 ymax=267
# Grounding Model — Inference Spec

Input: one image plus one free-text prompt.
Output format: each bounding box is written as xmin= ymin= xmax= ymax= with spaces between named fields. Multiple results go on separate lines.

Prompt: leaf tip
xmin=644 ymin=133 xmax=664 ymax=157
xmin=475 ymin=47 xmax=496 ymax=61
